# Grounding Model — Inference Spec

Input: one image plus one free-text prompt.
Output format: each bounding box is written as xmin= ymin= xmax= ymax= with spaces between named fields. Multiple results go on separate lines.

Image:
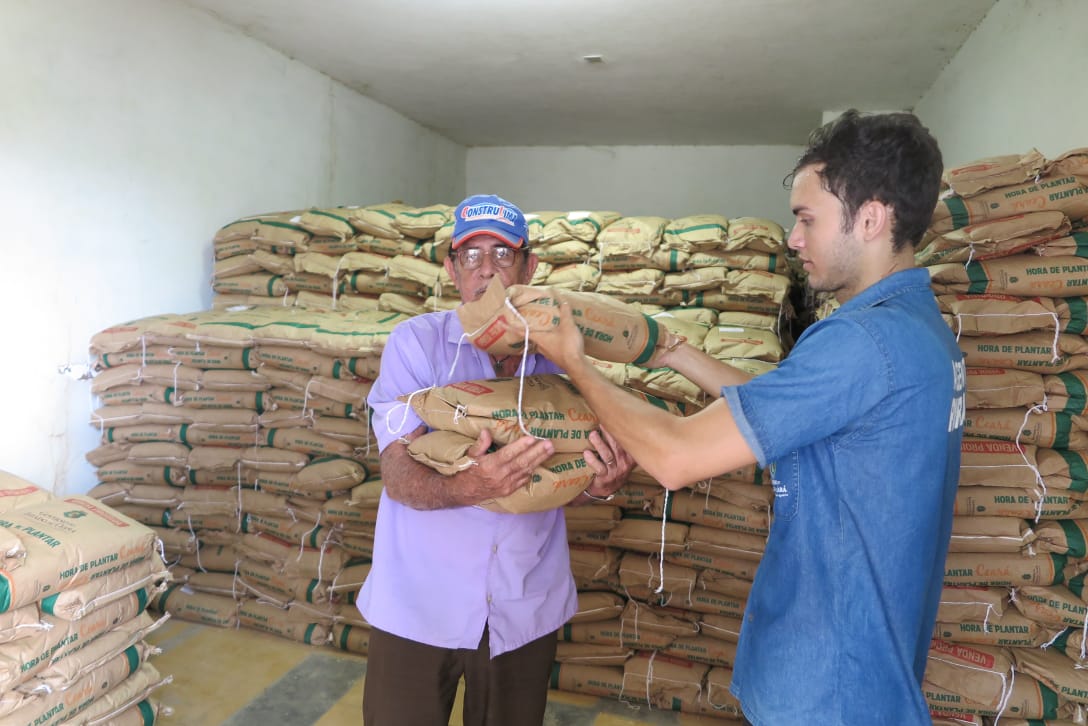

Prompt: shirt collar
xmin=836 ymin=268 xmax=931 ymax=316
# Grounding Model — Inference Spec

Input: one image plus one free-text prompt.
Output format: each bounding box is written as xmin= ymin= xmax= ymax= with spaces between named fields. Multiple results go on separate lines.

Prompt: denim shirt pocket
xmin=769 ymin=451 xmax=800 ymax=521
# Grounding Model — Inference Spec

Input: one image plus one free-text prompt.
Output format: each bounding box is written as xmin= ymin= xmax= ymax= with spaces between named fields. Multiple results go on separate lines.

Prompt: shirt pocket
xmin=769 ymin=451 xmax=800 ymax=521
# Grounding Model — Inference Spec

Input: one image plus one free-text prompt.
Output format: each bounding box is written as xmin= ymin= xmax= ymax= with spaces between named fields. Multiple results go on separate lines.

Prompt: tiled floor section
xmin=147 ymin=619 xmax=736 ymax=725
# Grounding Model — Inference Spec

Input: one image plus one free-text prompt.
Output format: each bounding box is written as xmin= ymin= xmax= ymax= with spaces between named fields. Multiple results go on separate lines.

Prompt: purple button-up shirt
xmin=357 ymin=308 xmax=576 ymax=657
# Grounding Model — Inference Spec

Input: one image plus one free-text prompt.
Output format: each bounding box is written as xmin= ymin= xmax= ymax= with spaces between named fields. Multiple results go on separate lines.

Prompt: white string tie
xmin=964 ymin=243 xmax=976 ymax=267
xmin=992 ymin=664 xmax=1014 ymax=726
xmin=1081 ymin=605 xmax=1088 ymax=661
xmin=302 ymin=377 xmax=315 ymax=420
xmin=655 ymin=490 xmax=670 ymax=594
xmin=644 ymin=650 xmax=656 ymax=711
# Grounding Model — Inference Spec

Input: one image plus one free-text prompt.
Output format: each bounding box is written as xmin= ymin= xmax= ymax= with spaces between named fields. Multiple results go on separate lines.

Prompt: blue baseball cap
xmin=451 ymin=194 xmax=528 ymax=249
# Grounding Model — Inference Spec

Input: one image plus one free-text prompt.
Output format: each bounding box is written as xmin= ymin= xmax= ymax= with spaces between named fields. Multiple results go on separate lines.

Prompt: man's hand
xmin=575 ymin=428 xmax=634 ymax=503
xmin=643 ymin=329 xmax=688 ymax=369
xmin=452 ymin=429 xmax=556 ymax=506
xmin=382 ymin=426 xmax=555 ymax=509
xmin=528 ymin=300 xmax=586 ymax=371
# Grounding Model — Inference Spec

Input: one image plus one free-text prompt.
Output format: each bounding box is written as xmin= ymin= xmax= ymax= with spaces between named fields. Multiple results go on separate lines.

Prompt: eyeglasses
xmin=453 ymin=246 xmax=522 ymax=270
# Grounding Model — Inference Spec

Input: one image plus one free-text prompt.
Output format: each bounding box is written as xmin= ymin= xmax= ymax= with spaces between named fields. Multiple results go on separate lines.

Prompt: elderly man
xmin=359 ymin=193 xmax=632 ymax=726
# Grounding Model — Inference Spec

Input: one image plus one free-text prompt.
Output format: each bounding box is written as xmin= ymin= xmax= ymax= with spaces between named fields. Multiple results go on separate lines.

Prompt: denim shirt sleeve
xmin=721 ymin=316 xmax=890 ymax=467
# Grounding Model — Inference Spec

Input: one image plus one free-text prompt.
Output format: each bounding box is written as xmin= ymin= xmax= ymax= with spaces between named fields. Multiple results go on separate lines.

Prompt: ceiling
xmin=183 ymin=0 xmax=997 ymax=148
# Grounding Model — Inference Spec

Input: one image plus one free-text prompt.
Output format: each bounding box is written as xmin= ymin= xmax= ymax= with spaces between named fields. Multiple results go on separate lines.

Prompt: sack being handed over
xmin=400 ymin=373 xmax=685 ymax=451
xmin=456 ymin=277 xmax=665 ymax=365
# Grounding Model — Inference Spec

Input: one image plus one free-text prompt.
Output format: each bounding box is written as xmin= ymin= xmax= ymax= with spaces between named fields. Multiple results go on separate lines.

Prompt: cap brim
xmin=451 ymin=228 xmax=525 ymax=249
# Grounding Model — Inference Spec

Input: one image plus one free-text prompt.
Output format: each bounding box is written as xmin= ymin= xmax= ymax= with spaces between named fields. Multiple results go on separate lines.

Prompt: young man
xmin=529 ymin=111 xmax=966 ymax=725
xmin=359 ymin=193 xmax=633 ymax=726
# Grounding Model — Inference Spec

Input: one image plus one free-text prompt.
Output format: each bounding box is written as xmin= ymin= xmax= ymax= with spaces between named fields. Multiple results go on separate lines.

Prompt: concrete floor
xmin=146 ymin=619 xmax=736 ymax=725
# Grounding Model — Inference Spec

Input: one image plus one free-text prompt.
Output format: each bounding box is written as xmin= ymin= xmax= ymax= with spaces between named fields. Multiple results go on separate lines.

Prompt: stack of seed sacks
xmin=104 ymin=204 xmax=798 ymax=720
xmin=0 ymin=469 xmax=172 ymax=725
xmin=544 ymin=213 xmax=794 ymax=720
xmin=903 ymin=147 xmax=1088 ymax=724
xmin=210 ymin=203 xmax=474 ymax=315
xmin=85 ymin=307 xmax=407 ymax=658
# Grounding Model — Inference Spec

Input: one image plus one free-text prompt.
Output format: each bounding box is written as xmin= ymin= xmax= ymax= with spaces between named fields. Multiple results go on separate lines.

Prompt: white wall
xmin=1 ymin=0 xmax=465 ymax=495
xmin=915 ymin=0 xmax=1088 ymax=166
xmin=466 ymin=146 xmax=805 ymax=228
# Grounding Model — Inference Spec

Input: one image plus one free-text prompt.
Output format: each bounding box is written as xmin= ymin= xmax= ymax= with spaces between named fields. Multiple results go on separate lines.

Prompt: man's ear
xmin=443 ymin=254 xmax=460 ymax=291
xmin=855 ymin=199 xmax=891 ymax=242
xmin=521 ymin=250 xmax=539 ymax=284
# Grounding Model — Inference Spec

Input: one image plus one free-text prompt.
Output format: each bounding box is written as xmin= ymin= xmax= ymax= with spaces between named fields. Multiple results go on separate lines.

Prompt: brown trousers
xmin=362 ymin=625 xmax=558 ymax=726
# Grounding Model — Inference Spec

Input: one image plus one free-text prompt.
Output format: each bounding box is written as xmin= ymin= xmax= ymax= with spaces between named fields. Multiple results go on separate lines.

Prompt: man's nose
xmin=787 ymin=225 xmax=802 ymax=250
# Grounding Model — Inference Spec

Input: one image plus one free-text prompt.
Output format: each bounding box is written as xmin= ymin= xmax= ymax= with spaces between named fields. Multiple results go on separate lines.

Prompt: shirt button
xmin=487 ymin=594 xmax=493 ymax=603
xmin=492 ymin=545 xmax=498 ymax=554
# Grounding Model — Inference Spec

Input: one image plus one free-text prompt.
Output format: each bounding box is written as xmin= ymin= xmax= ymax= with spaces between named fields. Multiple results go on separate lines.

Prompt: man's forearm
xmin=654 ymin=341 xmax=753 ymax=396
xmin=380 ymin=442 xmax=465 ymax=510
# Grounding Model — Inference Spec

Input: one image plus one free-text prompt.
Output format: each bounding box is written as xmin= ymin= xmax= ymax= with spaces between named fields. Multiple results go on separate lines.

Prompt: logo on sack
xmin=63 ymin=510 xmax=88 ymax=519
xmin=460 ymin=203 xmax=519 ymax=228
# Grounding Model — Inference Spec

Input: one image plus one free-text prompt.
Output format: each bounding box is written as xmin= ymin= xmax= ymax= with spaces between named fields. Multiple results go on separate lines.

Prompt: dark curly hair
xmin=788 ymin=110 xmax=943 ymax=251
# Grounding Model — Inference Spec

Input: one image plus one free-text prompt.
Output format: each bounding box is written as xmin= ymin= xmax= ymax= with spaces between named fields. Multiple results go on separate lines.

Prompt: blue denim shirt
xmin=724 ymin=268 xmax=965 ymax=725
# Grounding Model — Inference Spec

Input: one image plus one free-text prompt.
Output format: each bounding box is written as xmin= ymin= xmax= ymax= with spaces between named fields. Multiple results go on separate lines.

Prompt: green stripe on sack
xmin=158 ymin=584 xmax=181 ymax=610
xmin=633 ymin=314 xmax=661 ymax=366
xmin=1069 ymin=572 xmax=1087 ymax=598
xmin=0 ymin=575 xmax=12 ymax=613
xmin=664 ymin=223 xmax=726 ymax=237
xmin=304 ymin=623 xmax=318 ymax=644
xmin=1053 ymin=413 xmax=1073 ymax=449
xmin=255 ymin=390 xmax=265 ymax=414
xmin=164 ymin=386 xmax=174 ymax=404
xmin=1057 ymin=448 xmax=1088 ymax=492
xmin=1058 ymin=520 xmax=1088 ymax=558
xmin=1040 ymin=680 xmax=1061 ymax=719
xmin=562 ymin=623 xmax=572 ymax=641
xmin=550 ymin=663 xmax=562 ymax=688
xmin=644 ymin=394 xmax=671 ymax=412
xmin=106 ymin=427 xmax=115 ymax=443
xmin=260 ymin=220 xmax=307 ymax=232
xmin=944 ymin=196 xmax=970 ymax=230
xmin=1050 ymin=627 xmax=1073 ymax=651
xmin=1066 ymin=297 xmax=1088 ymax=335
xmin=1067 ymin=231 xmax=1088 ymax=257
xmin=1051 ymin=553 xmax=1068 ymax=585
xmin=306 ymin=579 xmax=320 ymax=603
xmin=162 ymin=467 xmax=174 ymax=486
xmin=242 ymin=347 xmax=253 ymax=369
xmin=1058 ymin=373 xmax=1087 ymax=414
xmin=339 ymin=624 xmax=353 ymax=650
xmin=161 ymin=509 xmax=172 ymax=527
xmin=965 ymin=262 xmax=990 ymax=295
xmin=241 ymin=513 xmax=251 ymax=533
xmin=310 ymin=209 xmax=351 ymax=225
xmin=266 ymin=275 xmax=283 ymax=297
xmin=767 ymin=253 xmax=777 ymax=272
xmin=136 ymin=700 xmax=155 ymax=725
xmin=40 ymin=592 xmax=58 ymax=615
xmin=123 ymin=643 xmax=140 ymax=674
xmin=136 ymin=586 xmax=149 ymax=614
xmin=178 ymin=423 xmax=190 ymax=445
xmin=265 ymin=429 xmax=276 ymax=447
